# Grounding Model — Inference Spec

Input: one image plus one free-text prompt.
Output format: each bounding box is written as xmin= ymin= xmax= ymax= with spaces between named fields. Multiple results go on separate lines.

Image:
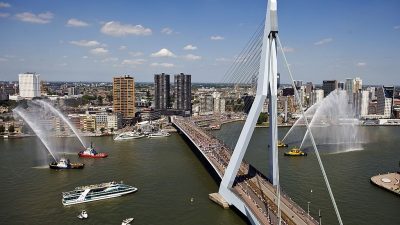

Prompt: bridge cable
xmin=276 ymin=34 xmax=344 ymax=225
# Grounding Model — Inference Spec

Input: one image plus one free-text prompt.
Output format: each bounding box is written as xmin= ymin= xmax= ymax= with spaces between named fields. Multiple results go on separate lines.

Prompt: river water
xmin=0 ymin=123 xmax=399 ymax=225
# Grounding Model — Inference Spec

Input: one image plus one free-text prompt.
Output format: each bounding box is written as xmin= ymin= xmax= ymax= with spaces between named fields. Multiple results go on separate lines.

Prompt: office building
xmin=174 ymin=73 xmax=192 ymax=115
xmin=322 ymin=80 xmax=338 ymax=97
xmin=376 ymin=86 xmax=393 ymax=118
xmin=19 ymin=72 xmax=41 ymax=98
xmin=113 ymin=75 xmax=135 ymax=119
xmin=154 ymin=73 xmax=170 ymax=110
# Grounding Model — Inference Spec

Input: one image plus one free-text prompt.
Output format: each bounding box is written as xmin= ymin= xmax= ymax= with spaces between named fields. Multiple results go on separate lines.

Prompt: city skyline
xmin=0 ymin=0 xmax=399 ymax=84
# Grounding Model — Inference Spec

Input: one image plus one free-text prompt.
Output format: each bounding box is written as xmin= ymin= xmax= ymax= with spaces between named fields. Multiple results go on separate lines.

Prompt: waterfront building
xmin=107 ymin=113 xmax=122 ymax=130
xmin=345 ymin=78 xmax=354 ymax=93
xmin=376 ymin=86 xmax=393 ymax=118
xmin=154 ymin=73 xmax=170 ymax=111
xmin=174 ymin=73 xmax=192 ymax=116
xmin=80 ymin=115 xmax=96 ymax=132
xmin=18 ymin=72 xmax=41 ymax=98
xmin=113 ymin=75 xmax=135 ymax=119
xmin=361 ymin=90 xmax=370 ymax=117
xmin=199 ymin=94 xmax=214 ymax=115
xmin=322 ymin=80 xmax=338 ymax=97
xmin=212 ymin=92 xmax=226 ymax=114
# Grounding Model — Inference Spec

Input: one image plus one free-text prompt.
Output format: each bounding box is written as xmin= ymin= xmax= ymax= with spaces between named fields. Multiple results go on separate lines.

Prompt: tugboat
xmin=277 ymin=140 xmax=288 ymax=148
xmin=78 ymin=142 xmax=108 ymax=158
xmin=49 ymin=158 xmax=84 ymax=169
xmin=284 ymin=147 xmax=307 ymax=156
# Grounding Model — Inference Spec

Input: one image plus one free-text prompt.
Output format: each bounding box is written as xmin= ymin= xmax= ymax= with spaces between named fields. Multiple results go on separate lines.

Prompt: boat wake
xmin=31 ymin=165 xmax=49 ymax=169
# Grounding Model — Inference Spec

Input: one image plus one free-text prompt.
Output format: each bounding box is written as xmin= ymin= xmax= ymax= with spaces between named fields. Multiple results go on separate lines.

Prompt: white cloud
xmin=100 ymin=21 xmax=152 ymax=37
xmin=90 ymin=47 xmax=108 ymax=55
xmin=216 ymin=57 xmax=231 ymax=62
xmin=102 ymin=57 xmax=119 ymax=63
xmin=394 ymin=25 xmax=400 ymax=30
xmin=161 ymin=27 xmax=173 ymax=35
xmin=183 ymin=54 xmax=202 ymax=61
xmin=122 ymin=59 xmax=146 ymax=65
xmin=151 ymin=48 xmax=176 ymax=58
xmin=66 ymin=18 xmax=89 ymax=27
xmin=314 ymin=38 xmax=333 ymax=45
xmin=282 ymin=46 xmax=295 ymax=53
xmin=58 ymin=63 xmax=68 ymax=67
xmin=119 ymin=45 xmax=127 ymax=50
xmin=70 ymin=40 xmax=100 ymax=47
xmin=151 ymin=62 xmax=175 ymax=68
xmin=183 ymin=44 xmax=198 ymax=50
xmin=0 ymin=57 xmax=8 ymax=62
xmin=15 ymin=11 xmax=53 ymax=24
xmin=129 ymin=51 xmax=143 ymax=57
xmin=0 ymin=13 xmax=9 ymax=18
xmin=356 ymin=62 xmax=367 ymax=67
xmin=82 ymin=56 xmax=89 ymax=59
xmin=210 ymin=35 xmax=225 ymax=40
xmin=0 ymin=2 xmax=11 ymax=8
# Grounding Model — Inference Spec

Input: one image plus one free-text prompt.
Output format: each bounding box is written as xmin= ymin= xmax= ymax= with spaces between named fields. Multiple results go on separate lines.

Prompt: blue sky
xmin=0 ymin=0 xmax=399 ymax=84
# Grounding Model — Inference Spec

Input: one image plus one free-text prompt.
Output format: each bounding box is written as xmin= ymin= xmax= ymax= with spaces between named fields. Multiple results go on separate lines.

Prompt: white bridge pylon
xmin=218 ymin=0 xmax=279 ymax=223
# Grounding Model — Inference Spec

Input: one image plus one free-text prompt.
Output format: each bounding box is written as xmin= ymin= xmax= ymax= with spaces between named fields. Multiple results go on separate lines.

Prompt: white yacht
xmin=121 ymin=218 xmax=134 ymax=225
xmin=147 ymin=130 xmax=170 ymax=138
xmin=62 ymin=181 xmax=137 ymax=206
xmin=114 ymin=131 xmax=145 ymax=140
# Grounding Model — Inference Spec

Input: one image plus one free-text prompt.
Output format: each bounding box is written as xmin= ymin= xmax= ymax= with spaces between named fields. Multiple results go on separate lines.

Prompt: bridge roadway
xmin=172 ymin=116 xmax=319 ymax=225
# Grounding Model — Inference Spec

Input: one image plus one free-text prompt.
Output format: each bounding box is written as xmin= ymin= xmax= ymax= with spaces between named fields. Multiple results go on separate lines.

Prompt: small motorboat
xmin=284 ymin=147 xmax=307 ymax=156
xmin=277 ymin=140 xmax=288 ymax=148
xmin=121 ymin=217 xmax=134 ymax=225
xmin=77 ymin=210 xmax=88 ymax=219
xmin=49 ymin=158 xmax=84 ymax=169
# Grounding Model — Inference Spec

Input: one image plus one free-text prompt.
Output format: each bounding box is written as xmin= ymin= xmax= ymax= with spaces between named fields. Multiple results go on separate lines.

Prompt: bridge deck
xmin=173 ymin=117 xmax=319 ymax=225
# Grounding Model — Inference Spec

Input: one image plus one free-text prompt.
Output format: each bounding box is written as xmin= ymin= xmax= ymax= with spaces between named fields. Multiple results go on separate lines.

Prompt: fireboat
xmin=49 ymin=158 xmax=84 ymax=169
xmin=78 ymin=142 xmax=108 ymax=158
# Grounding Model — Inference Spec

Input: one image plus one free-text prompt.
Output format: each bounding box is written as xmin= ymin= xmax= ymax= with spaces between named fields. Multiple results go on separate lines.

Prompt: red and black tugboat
xmin=49 ymin=158 xmax=84 ymax=169
xmin=78 ymin=142 xmax=108 ymax=158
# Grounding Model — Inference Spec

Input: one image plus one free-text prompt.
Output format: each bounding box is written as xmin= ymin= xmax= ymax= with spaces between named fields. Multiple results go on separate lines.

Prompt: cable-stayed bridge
xmin=172 ymin=0 xmax=344 ymax=224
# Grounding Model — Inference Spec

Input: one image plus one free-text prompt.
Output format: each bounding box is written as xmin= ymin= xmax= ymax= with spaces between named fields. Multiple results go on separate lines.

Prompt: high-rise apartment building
xmin=19 ymin=72 xmax=41 ymax=98
xmin=354 ymin=77 xmax=362 ymax=92
xmin=174 ymin=73 xmax=192 ymax=114
xmin=113 ymin=75 xmax=135 ymax=119
xmin=360 ymin=90 xmax=369 ymax=117
xmin=154 ymin=73 xmax=170 ymax=110
xmin=322 ymin=80 xmax=338 ymax=97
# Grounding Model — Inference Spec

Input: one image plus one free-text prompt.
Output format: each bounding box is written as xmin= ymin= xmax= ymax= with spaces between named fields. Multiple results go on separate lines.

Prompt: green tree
xmin=90 ymin=128 xmax=95 ymax=133
xmin=97 ymin=96 xmax=103 ymax=105
xmin=100 ymin=127 xmax=105 ymax=134
xmin=0 ymin=125 xmax=5 ymax=133
xmin=8 ymin=125 xmax=15 ymax=133
xmin=110 ymin=127 xmax=114 ymax=133
xmin=257 ymin=113 xmax=268 ymax=124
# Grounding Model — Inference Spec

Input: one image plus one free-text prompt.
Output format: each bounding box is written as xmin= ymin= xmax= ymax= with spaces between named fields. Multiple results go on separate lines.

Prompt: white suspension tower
xmin=218 ymin=0 xmax=279 ymax=219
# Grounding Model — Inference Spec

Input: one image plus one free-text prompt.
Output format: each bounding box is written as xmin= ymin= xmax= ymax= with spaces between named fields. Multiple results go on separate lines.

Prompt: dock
xmin=370 ymin=172 xmax=400 ymax=196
